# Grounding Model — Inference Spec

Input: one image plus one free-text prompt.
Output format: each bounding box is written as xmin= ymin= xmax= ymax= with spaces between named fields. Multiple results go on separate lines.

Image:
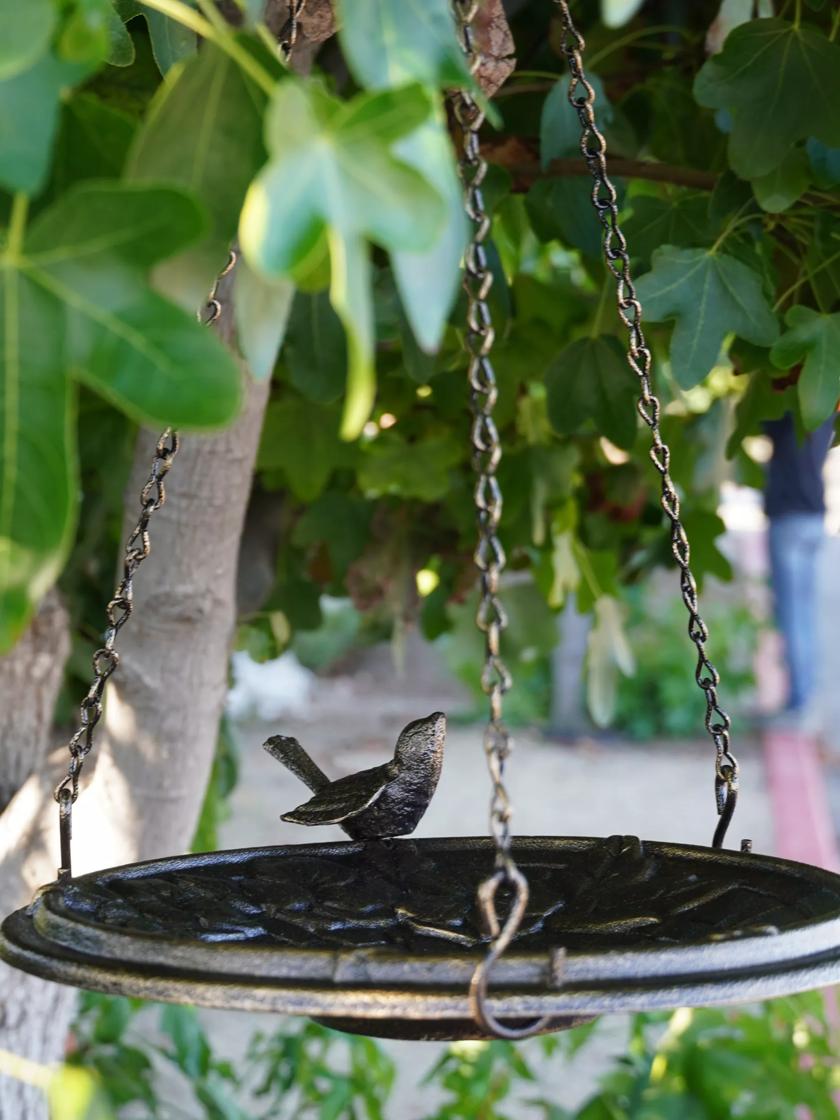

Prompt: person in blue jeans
xmin=764 ymin=413 xmax=835 ymax=724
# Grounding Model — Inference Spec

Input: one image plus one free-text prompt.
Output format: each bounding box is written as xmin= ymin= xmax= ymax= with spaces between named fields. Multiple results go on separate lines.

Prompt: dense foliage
xmin=52 ymin=990 xmax=840 ymax=1118
xmin=3 ymin=2 xmax=840 ymax=701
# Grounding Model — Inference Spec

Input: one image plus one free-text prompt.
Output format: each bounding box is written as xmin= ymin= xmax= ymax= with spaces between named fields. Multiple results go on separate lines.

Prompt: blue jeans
xmin=768 ymin=512 xmax=825 ymax=711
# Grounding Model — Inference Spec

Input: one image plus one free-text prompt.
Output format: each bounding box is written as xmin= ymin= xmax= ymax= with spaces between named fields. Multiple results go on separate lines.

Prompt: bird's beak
xmin=429 ymin=711 xmax=447 ymax=740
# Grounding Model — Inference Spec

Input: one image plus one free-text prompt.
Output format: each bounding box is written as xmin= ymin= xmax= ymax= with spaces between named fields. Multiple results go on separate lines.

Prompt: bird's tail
xmin=263 ymin=735 xmax=329 ymax=793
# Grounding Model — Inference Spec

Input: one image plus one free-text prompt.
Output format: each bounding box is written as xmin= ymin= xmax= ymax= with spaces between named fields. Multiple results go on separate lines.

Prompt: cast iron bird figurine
xmin=263 ymin=712 xmax=446 ymax=840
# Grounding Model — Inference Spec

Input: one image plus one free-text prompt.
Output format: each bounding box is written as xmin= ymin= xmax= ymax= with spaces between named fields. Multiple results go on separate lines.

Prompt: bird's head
xmin=394 ymin=711 xmax=447 ymax=762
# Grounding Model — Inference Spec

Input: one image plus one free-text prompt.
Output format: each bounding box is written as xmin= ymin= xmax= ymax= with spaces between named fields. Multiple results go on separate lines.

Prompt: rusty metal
xmin=452 ymin=0 xmax=555 ymax=1041
xmin=5 ymin=836 xmax=840 ymax=1041
xmin=53 ymin=254 xmax=236 ymax=879
xmin=6 ymin=0 xmax=837 ymax=1050
xmin=553 ymin=0 xmax=739 ymax=848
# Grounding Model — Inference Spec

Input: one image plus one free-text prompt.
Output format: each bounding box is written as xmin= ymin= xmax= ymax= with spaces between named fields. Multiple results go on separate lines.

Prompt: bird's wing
xmin=281 ymin=765 xmax=392 ymax=826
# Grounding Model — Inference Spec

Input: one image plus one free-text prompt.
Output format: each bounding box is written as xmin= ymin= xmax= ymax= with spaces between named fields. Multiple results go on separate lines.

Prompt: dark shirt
xmin=764 ymin=412 xmax=835 ymax=518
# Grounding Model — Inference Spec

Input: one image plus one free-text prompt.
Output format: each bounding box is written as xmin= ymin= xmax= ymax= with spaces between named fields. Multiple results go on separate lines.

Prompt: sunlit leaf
xmin=601 ymin=0 xmax=645 ymax=28
xmin=233 ymin=261 xmax=293 ymax=380
xmin=340 ymin=2 xmax=469 ymax=355
xmin=127 ymin=39 xmax=270 ymax=310
xmin=240 ymin=81 xmax=444 ymax=438
xmin=48 ymin=1066 xmax=114 ymax=1120
xmin=336 ymin=0 xmax=469 ymax=90
xmin=391 ymin=115 xmax=466 ymax=352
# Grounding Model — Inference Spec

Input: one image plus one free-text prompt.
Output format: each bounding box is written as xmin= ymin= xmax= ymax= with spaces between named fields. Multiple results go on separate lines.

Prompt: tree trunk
xmin=0 ymin=592 xmax=69 ymax=813
xmin=0 ymin=278 xmax=270 ymax=1119
xmin=0 ymin=593 xmax=73 ymax=1120
xmin=75 ymin=349 xmax=270 ymax=868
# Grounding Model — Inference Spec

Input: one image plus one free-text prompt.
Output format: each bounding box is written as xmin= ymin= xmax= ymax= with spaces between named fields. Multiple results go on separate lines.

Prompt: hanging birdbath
xmin=4 ymin=0 xmax=840 ymax=1043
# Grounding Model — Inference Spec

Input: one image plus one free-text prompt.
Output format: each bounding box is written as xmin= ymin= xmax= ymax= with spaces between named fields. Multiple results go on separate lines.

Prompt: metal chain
xmin=52 ymin=2 xmax=308 ymax=879
xmin=54 ymin=253 xmax=237 ymax=879
xmin=553 ymin=1 xmax=739 ymax=848
xmin=278 ymin=0 xmax=306 ymax=61
xmin=452 ymin=0 xmax=554 ymax=1041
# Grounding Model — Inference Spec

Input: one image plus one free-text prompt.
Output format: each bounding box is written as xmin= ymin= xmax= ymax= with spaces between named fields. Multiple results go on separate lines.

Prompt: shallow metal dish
xmin=4 ymin=835 xmax=840 ymax=1041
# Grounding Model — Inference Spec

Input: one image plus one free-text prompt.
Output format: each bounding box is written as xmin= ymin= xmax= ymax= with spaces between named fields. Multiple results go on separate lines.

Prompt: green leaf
xmin=807 ymin=213 xmax=840 ymax=312
xmin=0 ymin=50 xmax=94 ymax=194
xmin=601 ymin=0 xmax=645 ymax=27
xmin=639 ymin=69 xmax=725 ymax=171
xmin=586 ymin=595 xmax=635 ymax=728
xmin=680 ymin=509 xmax=733 ymax=587
xmin=709 ymin=170 xmax=755 ymax=226
xmin=770 ymin=305 xmax=840 ymax=428
xmin=726 ymin=368 xmax=792 ymax=457
xmin=694 ymin=19 xmax=840 ymax=178
xmin=127 ymin=40 xmax=270 ymax=310
xmin=336 ymin=0 xmax=470 ymax=90
xmin=57 ymin=0 xmax=116 ymax=65
xmin=147 ymin=14 xmax=196 ymax=73
xmin=48 ymin=1066 xmax=114 ymax=1120
xmin=0 ymin=279 xmax=74 ymax=650
xmin=233 ymin=260 xmax=293 ymax=380
xmin=545 ymin=336 xmax=638 ymax=450
xmin=0 ymin=183 xmax=241 ymax=648
xmin=258 ymin=398 xmax=348 ymax=500
xmin=107 ymin=7 xmax=135 ymax=67
xmin=634 ymin=246 xmax=778 ymax=387
xmin=751 ymin=146 xmax=810 ymax=213
xmin=117 ymin=0 xmax=197 ymax=73
xmin=284 ymin=290 xmax=347 ymax=403
xmin=623 ymin=193 xmax=712 ymax=266
xmin=807 ymin=137 xmax=840 ymax=188
xmin=526 ymin=178 xmax=609 ymax=259
xmin=391 ymin=114 xmax=466 ymax=352
xmin=330 ymin=231 xmax=375 ymax=438
xmin=357 ymin=431 xmax=462 ymax=501
xmin=293 ymin=492 xmax=371 ymax=580
xmin=50 ymin=93 xmax=136 ymax=196
xmin=0 ymin=0 xmax=55 ymax=79
xmin=160 ymin=1006 xmax=210 ymax=1079
xmin=540 ymin=75 xmax=611 ymax=167
xmin=240 ymin=80 xmax=445 ymax=438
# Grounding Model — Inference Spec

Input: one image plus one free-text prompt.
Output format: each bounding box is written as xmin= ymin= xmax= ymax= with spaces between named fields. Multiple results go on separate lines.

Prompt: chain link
xmin=278 ymin=0 xmax=306 ymax=61
xmin=452 ymin=0 xmax=554 ymax=1041
xmin=53 ymin=1 xmax=310 ymax=879
xmin=54 ymin=253 xmax=237 ymax=878
xmin=553 ymin=1 xmax=739 ymax=848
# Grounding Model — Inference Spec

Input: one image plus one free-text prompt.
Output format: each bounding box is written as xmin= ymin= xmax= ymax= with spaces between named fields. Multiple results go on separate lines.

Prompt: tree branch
xmin=504 ymin=156 xmax=719 ymax=192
